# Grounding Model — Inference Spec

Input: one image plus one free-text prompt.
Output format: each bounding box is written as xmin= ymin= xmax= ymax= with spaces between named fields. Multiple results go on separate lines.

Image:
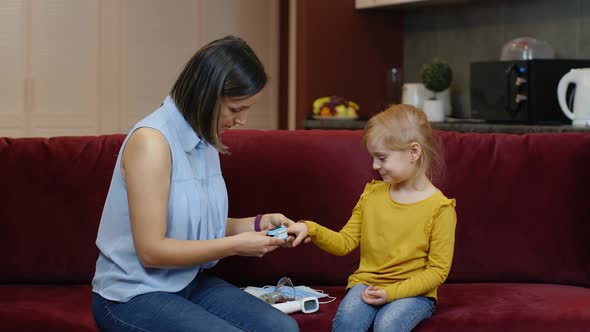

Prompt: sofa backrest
xmin=1 ymin=130 xmax=589 ymax=288
xmin=0 ymin=135 xmax=125 ymax=284
xmin=213 ymin=130 xmax=590 ymax=288
xmin=437 ymin=131 xmax=590 ymax=286
xmin=213 ymin=130 xmax=377 ymax=287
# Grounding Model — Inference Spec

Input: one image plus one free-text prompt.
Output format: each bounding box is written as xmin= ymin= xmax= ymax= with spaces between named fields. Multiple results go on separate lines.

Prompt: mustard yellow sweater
xmin=305 ymin=181 xmax=456 ymax=303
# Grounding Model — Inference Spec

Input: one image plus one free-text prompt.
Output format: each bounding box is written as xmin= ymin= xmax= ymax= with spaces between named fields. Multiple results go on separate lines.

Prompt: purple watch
xmin=254 ymin=214 xmax=263 ymax=232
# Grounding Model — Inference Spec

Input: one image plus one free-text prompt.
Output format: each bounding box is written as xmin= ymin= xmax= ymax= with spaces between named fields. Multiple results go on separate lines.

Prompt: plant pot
xmin=402 ymin=83 xmax=429 ymax=108
xmin=423 ymin=99 xmax=445 ymax=122
xmin=435 ymin=89 xmax=452 ymax=116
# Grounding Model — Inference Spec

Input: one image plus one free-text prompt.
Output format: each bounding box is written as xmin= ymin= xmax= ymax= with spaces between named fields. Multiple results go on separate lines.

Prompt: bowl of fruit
xmin=312 ymin=96 xmax=360 ymax=120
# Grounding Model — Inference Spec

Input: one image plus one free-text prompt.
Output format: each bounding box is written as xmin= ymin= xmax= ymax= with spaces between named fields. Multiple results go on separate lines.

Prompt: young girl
xmin=289 ymin=104 xmax=457 ymax=332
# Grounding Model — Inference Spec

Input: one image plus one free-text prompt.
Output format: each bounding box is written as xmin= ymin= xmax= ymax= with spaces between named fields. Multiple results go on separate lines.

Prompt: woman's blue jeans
xmin=92 ymin=273 xmax=299 ymax=332
xmin=332 ymin=284 xmax=435 ymax=332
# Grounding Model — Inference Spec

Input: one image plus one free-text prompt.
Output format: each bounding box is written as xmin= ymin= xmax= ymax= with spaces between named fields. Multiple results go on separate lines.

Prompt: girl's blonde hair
xmin=362 ymin=104 xmax=443 ymax=182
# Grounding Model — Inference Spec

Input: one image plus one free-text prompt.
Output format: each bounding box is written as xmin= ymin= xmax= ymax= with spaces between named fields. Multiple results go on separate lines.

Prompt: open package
xmin=243 ymin=277 xmax=336 ymax=314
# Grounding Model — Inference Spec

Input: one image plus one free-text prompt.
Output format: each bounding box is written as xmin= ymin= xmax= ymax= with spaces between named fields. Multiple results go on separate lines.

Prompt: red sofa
xmin=1 ymin=130 xmax=589 ymax=332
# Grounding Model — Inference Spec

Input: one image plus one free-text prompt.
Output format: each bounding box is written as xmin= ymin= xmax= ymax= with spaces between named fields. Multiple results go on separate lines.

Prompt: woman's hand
xmin=259 ymin=213 xmax=293 ymax=247
xmin=259 ymin=213 xmax=293 ymax=229
xmin=232 ymin=230 xmax=285 ymax=257
xmin=361 ymin=285 xmax=387 ymax=306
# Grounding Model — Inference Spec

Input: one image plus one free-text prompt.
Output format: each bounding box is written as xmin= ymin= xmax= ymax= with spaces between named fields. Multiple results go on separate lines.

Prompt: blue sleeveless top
xmin=92 ymin=96 xmax=228 ymax=302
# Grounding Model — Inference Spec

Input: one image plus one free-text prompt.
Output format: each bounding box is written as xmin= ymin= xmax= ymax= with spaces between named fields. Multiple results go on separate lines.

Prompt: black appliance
xmin=470 ymin=59 xmax=590 ymax=124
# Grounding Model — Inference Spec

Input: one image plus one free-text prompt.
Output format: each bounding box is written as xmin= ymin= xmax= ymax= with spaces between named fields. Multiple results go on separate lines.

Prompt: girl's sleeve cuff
xmin=303 ymin=220 xmax=318 ymax=236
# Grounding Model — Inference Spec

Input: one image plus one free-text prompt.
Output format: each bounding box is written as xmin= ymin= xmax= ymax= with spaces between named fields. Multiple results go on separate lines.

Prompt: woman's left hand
xmin=260 ymin=213 xmax=293 ymax=230
xmin=361 ymin=285 xmax=387 ymax=306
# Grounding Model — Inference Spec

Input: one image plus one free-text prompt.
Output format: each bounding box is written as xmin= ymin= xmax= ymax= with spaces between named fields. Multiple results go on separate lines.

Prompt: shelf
xmin=355 ymin=0 xmax=469 ymax=10
xmin=431 ymin=122 xmax=590 ymax=134
xmin=304 ymin=119 xmax=590 ymax=134
xmin=304 ymin=119 xmax=367 ymax=130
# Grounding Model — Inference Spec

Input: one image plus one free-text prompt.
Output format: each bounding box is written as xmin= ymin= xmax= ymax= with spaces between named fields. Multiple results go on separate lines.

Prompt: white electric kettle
xmin=557 ymin=68 xmax=590 ymax=127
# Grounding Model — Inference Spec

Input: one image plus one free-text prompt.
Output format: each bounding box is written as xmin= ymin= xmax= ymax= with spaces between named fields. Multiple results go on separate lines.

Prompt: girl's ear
xmin=409 ymin=142 xmax=422 ymax=162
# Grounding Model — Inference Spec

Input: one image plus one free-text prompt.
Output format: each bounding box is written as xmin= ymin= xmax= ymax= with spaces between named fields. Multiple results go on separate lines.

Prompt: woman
xmin=92 ymin=35 xmax=300 ymax=332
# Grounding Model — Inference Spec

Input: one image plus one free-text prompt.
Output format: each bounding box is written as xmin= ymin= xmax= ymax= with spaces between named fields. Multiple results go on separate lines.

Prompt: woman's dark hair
xmin=170 ymin=35 xmax=267 ymax=152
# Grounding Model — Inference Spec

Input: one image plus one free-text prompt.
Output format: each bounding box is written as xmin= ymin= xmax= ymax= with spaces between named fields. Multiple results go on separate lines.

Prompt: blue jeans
xmin=92 ymin=273 xmax=299 ymax=332
xmin=332 ymin=284 xmax=435 ymax=332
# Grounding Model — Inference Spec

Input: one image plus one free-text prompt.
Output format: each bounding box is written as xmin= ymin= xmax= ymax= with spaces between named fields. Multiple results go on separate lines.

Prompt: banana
xmin=312 ymin=96 xmax=360 ymax=117
xmin=313 ymin=97 xmax=331 ymax=113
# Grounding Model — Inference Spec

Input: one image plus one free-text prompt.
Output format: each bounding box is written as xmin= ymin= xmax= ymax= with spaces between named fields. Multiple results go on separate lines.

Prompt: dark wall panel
xmin=295 ymin=0 xmax=403 ymax=128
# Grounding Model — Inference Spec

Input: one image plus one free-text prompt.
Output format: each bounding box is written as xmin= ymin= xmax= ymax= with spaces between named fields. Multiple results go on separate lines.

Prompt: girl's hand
xmin=233 ymin=231 xmax=285 ymax=257
xmin=361 ymin=285 xmax=387 ymax=306
xmin=286 ymin=222 xmax=311 ymax=247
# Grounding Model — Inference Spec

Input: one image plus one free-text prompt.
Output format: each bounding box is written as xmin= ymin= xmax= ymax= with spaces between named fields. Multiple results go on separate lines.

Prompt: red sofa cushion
xmin=0 ymin=285 xmax=96 ymax=332
xmin=3 ymin=283 xmax=589 ymax=332
xmin=418 ymin=283 xmax=590 ymax=332
xmin=297 ymin=283 xmax=590 ymax=332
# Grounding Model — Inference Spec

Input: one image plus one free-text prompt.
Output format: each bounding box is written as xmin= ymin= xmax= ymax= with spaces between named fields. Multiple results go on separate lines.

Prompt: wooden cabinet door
xmin=355 ymin=0 xmax=377 ymax=9
xmin=200 ymin=0 xmax=279 ymax=130
xmin=0 ymin=0 xmax=279 ymax=138
xmin=0 ymin=0 xmax=27 ymax=137
xmin=28 ymin=0 xmax=100 ymax=137
xmin=120 ymin=0 xmax=279 ymax=132
xmin=120 ymin=0 xmax=200 ymax=132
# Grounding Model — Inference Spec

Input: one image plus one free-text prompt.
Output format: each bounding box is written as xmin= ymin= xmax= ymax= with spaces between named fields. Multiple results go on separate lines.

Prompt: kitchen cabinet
xmin=0 ymin=0 xmax=279 ymax=137
xmin=0 ymin=0 xmax=27 ymax=137
xmin=119 ymin=0 xmax=201 ymax=132
xmin=355 ymin=0 xmax=469 ymax=10
xmin=355 ymin=0 xmax=378 ymax=9
xmin=110 ymin=0 xmax=280 ymax=134
xmin=0 ymin=0 xmax=100 ymax=137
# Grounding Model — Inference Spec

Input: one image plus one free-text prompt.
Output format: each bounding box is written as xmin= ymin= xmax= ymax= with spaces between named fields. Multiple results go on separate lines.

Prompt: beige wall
xmin=0 ymin=0 xmax=279 ymax=137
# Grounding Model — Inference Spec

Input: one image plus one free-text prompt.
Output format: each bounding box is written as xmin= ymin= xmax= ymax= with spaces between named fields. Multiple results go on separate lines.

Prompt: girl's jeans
xmin=332 ymin=284 xmax=435 ymax=332
xmin=92 ymin=273 xmax=299 ymax=332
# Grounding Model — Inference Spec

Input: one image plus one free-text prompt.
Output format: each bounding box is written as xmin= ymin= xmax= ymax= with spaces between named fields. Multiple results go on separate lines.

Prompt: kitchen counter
xmin=304 ymin=119 xmax=367 ymax=130
xmin=303 ymin=119 xmax=590 ymax=134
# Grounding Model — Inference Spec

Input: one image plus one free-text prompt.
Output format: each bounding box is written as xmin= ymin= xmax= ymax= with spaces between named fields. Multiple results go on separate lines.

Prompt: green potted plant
xmin=420 ymin=59 xmax=453 ymax=121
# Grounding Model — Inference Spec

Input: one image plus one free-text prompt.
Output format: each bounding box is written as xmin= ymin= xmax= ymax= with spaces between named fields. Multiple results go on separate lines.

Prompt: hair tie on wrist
xmin=254 ymin=214 xmax=263 ymax=232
